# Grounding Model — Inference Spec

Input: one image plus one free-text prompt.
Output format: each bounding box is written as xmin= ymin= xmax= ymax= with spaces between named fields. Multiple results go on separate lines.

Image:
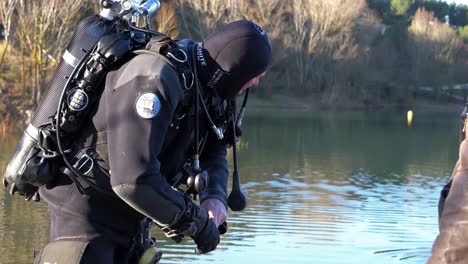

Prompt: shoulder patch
xmin=135 ymin=93 xmax=161 ymax=119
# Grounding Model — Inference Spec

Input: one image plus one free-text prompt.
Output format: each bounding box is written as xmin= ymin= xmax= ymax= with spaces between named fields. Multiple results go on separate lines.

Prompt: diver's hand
xmin=192 ymin=214 xmax=220 ymax=254
xmin=3 ymin=177 xmax=40 ymax=201
xmin=158 ymin=202 xmax=220 ymax=254
xmin=201 ymin=198 xmax=227 ymax=227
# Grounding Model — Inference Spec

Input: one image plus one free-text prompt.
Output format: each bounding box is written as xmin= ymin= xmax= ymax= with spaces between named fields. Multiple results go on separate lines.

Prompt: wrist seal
xmin=159 ymin=199 xmax=209 ymax=240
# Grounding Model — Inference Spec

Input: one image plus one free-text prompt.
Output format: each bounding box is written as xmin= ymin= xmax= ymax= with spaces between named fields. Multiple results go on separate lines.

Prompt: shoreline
xmin=246 ymin=94 xmax=464 ymax=114
xmin=1 ymin=95 xmax=465 ymax=135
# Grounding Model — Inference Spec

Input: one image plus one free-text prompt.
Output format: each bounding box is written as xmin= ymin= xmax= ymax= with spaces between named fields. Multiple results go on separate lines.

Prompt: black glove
xmin=3 ymin=177 xmax=40 ymax=201
xmin=218 ymin=221 xmax=228 ymax=235
xmin=192 ymin=217 xmax=220 ymax=254
xmin=158 ymin=201 xmax=220 ymax=254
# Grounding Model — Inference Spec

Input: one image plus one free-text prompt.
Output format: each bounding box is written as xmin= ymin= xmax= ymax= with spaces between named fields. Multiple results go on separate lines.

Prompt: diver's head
xmin=198 ymin=20 xmax=272 ymax=99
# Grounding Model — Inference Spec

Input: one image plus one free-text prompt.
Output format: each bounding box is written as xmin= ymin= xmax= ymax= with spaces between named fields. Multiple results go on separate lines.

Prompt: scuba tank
xmin=32 ymin=16 xmax=116 ymax=129
xmin=3 ymin=0 xmax=161 ymax=195
xmin=3 ymin=16 xmax=116 ymax=195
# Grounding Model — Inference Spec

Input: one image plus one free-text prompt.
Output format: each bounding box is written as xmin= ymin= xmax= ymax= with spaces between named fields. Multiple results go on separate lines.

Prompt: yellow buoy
xmin=407 ymin=110 xmax=414 ymax=126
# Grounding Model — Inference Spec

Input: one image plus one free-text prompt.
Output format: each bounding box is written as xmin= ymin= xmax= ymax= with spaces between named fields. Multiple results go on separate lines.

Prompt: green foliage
xmin=450 ymin=4 xmax=468 ymax=27
xmin=369 ymin=0 xmax=468 ymax=26
xmin=457 ymin=25 xmax=468 ymax=43
xmin=391 ymin=0 xmax=411 ymax=16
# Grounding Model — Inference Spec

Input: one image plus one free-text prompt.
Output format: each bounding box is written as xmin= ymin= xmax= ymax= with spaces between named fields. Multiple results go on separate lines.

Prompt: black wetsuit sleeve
xmin=105 ymin=55 xmax=187 ymax=225
xmin=199 ymin=133 xmax=229 ymax=208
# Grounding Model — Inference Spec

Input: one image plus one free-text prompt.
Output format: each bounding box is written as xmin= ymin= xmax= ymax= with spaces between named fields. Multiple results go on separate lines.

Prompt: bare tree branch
xmin=15 ymin=0 xmax=87 ymax=103
xmin=0 ymin=0 xmax=19 ymax=75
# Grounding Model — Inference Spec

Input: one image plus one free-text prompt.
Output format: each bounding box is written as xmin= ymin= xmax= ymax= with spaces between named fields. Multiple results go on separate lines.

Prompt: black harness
xmin=61 ymin=34 xmax=231 ymax=198
xmin=17 ymin=26 xmax=247 ymax=208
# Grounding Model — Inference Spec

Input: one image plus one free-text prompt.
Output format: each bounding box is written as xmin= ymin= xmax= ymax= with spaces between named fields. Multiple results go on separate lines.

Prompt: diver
xmin=3 ymin=1 xmax=272 ymax=263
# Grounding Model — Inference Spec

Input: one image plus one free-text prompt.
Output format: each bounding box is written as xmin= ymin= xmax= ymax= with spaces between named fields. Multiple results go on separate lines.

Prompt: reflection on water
xmin=0 ymin=132 xmax=50 ymax=264
xmin=0 ymin=110 xmax=459 ymax=263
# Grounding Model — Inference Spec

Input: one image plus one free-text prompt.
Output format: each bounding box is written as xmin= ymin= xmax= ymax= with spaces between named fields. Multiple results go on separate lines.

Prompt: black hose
xmin=194 ymin=55 xmax=200 ymax=169
xmin=55 ymin=48 xmax=92 ymax=195
xmin=236 ymin=88 xmax=249 ymax=128
xmin=127 ymin=23 xmax=167 ymax=37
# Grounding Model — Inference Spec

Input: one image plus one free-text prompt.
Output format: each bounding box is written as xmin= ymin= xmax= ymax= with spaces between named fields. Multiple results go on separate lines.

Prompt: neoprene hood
xmin=200 ymin=20 xmax=272 ymax=99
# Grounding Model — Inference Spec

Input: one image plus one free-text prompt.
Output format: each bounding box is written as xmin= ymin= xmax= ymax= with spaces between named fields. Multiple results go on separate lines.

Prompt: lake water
xmin=0 ymin=109 xmax=460 ymax=264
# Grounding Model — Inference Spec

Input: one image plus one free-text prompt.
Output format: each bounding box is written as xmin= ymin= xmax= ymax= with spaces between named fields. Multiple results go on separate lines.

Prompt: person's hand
xmin=200 ymin=198 xmax=227 ymax=227
xmin=192 ymin=215 xmax=220 ymax=254
xmin=158 ymin=202 xmax=220 ymax=254
xmin=3 ymin=177 xmax=40 ymax=201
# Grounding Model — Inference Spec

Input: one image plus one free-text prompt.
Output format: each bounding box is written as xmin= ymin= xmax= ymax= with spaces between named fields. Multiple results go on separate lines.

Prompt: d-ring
xmin=73 ymin=154 xmax=94 ymax=175
xmin=167 ymin=49 xmax=188 ymax=63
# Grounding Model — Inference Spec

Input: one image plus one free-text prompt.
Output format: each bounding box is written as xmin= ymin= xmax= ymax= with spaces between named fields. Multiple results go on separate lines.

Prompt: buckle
xmin=73 ymin=154 xmax=94 ymax=175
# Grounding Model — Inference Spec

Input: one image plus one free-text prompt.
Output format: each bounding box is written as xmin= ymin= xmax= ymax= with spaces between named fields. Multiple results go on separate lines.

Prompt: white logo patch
xmin=135 ymin=93 xmax=161 ymax=119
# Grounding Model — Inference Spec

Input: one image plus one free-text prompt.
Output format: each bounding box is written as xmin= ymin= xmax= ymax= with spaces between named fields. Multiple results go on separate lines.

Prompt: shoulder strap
xmin=135 ymin=35 xmax=197 ymax=129
xmin=145 ymin=35 xmax=195 ymax=91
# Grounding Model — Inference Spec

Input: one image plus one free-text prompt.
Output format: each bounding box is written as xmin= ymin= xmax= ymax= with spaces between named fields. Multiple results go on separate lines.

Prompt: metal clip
xmin=212 ymin=125 xmax=224 ymax=140
xmin=181 ymin=72 xmax=194 ymax=90
xmin=73 ymin=154 xmax=94 ymax=175
xmin=193 ymin=156 xmax=200 ymax=171
xmin=167 ymin=49 xmax=188 ymax=63
xmin=40 ymin=148 xmax=59 ymax=159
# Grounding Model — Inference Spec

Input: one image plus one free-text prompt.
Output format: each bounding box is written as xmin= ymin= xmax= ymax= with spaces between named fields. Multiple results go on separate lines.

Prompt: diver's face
xmin=239 ymin=72 xmax=266 ymax=94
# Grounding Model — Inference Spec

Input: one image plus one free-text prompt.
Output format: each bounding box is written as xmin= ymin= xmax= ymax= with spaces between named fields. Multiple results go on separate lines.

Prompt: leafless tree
xmin=287 ymin=0 xmax=366 ymax=100
xmin=175 ymin=0 xmax=229 ymax=39
xmin=0 ymin=0 xmax=19 ymax=78
xmin=152 ymin=1 xmax=179 ymax=38
xmin=15 ymin=0 xmax=84 ymax=104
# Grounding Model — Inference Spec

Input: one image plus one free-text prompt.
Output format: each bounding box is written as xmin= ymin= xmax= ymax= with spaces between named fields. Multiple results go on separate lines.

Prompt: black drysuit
xmin=39 ymin=45 xmax=228 ymax=262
